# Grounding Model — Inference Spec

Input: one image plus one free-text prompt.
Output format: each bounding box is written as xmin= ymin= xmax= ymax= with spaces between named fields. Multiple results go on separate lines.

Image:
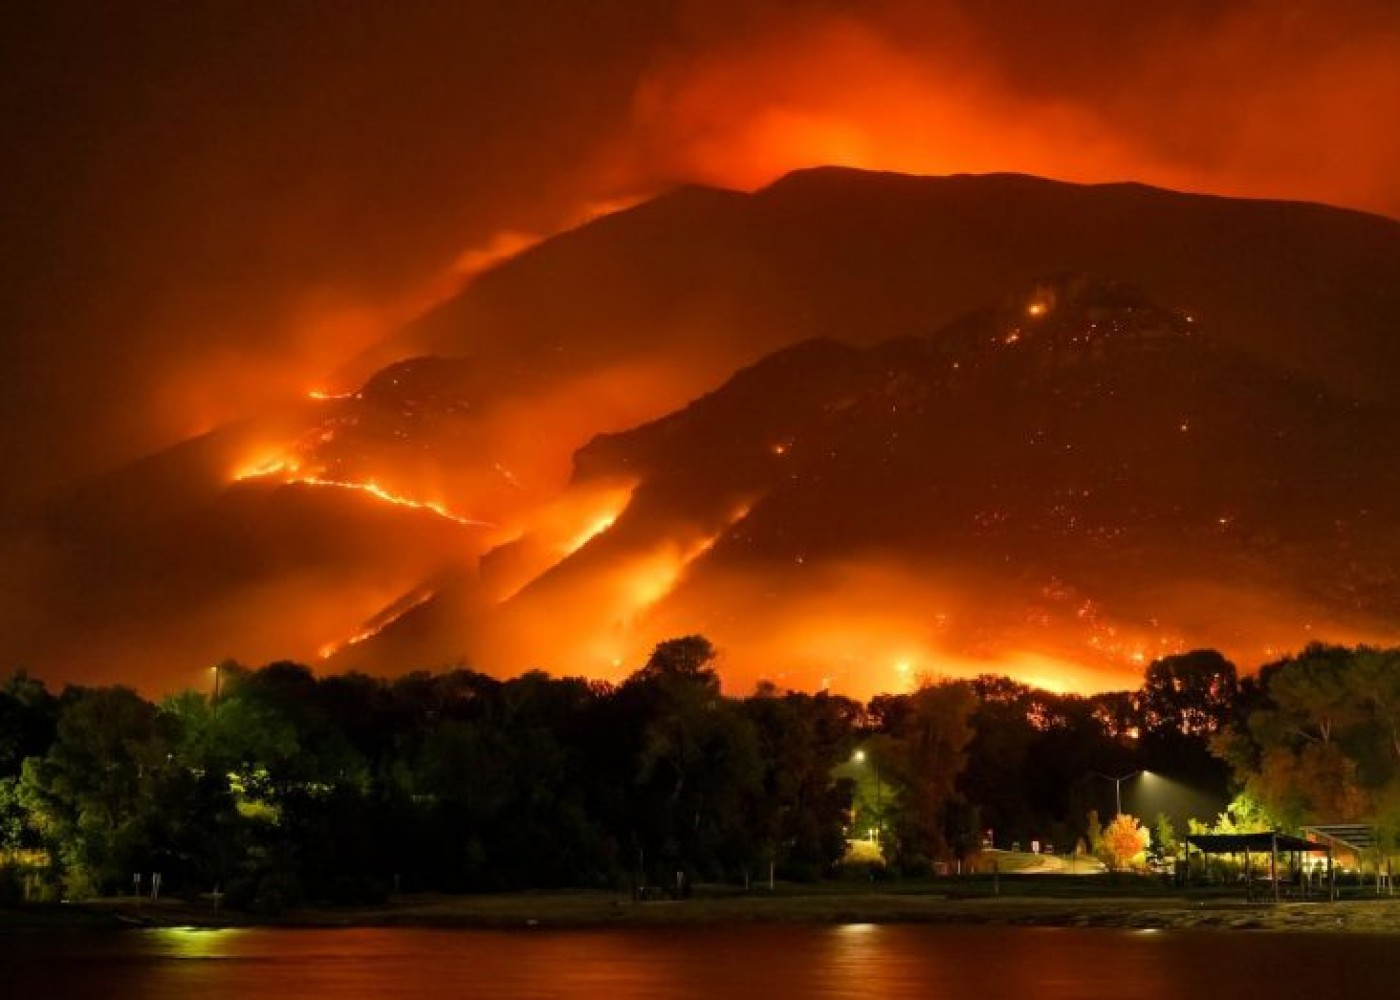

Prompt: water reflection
xmin=0 ymin=923 xmax=1391 ymax=999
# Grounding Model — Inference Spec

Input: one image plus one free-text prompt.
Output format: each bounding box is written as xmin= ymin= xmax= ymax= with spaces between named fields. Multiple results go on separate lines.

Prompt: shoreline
xmin=8 ymin=890 xmax=1400 ymax=935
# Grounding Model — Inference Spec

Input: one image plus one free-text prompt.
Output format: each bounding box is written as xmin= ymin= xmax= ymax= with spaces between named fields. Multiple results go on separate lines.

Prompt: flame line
xmin=290 ymin=476 xmax=495 ymax=527
xmin=318 ymin=587 xmax=438 ymax=659
xmin=234 ymin=461 xmax=493 ymax=528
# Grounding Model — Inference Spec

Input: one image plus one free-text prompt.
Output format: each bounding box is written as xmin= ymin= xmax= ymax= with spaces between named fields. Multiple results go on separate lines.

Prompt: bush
xmin=0 ymin=865 xmax=22 ymax=904
xmin=251 ymin=869 xmax=304 ymax=915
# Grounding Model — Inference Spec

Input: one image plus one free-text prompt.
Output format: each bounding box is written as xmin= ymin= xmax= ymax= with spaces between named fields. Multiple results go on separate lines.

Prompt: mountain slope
xmin=11 ymin=168 xmax=1400 ymax=691
xmin=340 ymin=274 xmax=1400 ymax=693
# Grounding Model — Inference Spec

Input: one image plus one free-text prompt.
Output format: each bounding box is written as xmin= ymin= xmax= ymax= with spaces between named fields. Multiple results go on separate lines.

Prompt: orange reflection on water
xmin=5 ymin=921 xmax=1393 ymax=999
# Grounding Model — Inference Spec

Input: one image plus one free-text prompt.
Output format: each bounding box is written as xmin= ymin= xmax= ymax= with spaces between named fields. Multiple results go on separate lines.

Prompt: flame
xmin=289 ymin=476 xmax=493 ymax=527
xmin=233 ymin=454 xmax=302 ymax=481
xmin=318 ymin=585 xmax=438 ymax=660
xmin=563 ymin=513 xmax=619 ymax=557
xmin=233 ymin=456 xmax=492 ymax=528
xmin=538 ymin=482 xmax=638 ymax=556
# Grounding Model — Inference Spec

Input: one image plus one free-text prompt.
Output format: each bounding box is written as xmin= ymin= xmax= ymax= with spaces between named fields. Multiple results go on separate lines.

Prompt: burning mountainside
xmin=8 ymin=169 xmax=1400 ymax=692
xmin=335 ymin=273 xmax=1400 ymax=693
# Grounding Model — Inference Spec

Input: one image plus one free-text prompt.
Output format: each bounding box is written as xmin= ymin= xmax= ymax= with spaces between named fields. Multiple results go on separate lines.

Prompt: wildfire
xmin=616 ymin=502 xmax=751 ymax=618
xmin=295 ymin=476 xmax=493 ymax=527
xmin=233 ymin=455 xmax=492 ymax=528
xmin=563 ymin=513 xmax=619 ymax=556
xmin=318 ymin=585 xmax=438 ymax=659
xmin=540 ymin=482 xmax=638 ymax=557
xmin=233 ymin=455 xmax=302 ymax=480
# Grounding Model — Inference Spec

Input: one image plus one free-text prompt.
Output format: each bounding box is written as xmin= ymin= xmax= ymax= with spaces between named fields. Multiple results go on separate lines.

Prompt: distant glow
xmin=1027 ymin=302 xmax=1048 ymax=317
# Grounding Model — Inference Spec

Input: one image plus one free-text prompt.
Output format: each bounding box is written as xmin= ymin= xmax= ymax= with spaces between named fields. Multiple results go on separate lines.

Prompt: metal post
xmin=875 ymin=764 xmax=882 ymax=845
xmin=1271 ymin=833 xmax=1280 ymax=904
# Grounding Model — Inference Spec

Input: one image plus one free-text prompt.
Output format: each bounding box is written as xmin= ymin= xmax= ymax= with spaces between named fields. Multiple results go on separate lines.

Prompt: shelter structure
xmin=1186 ymin=831 xmax=1336 ymax=902
xmin=1302 ymin=824 xmax=1392 ymax=894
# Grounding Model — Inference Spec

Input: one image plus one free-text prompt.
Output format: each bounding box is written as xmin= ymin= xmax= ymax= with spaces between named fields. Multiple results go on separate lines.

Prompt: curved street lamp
xmin=1091 ymin=770 xmax=1145 ymax=816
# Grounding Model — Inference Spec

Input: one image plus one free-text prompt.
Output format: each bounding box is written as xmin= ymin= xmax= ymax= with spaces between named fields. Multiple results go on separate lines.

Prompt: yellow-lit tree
xmin=1100 ymin=813 xmax=1150 ymax=870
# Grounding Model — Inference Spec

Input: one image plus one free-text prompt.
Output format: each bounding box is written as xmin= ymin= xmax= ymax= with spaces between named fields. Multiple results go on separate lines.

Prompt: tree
xmin=1100 ymin=813 xmax=1149 ymax=870
xmin=1212 ymin=645 xmax=1396 ymax=828
xmin=1152 ymin=812 xmax=1180 ymax=860
xmin=882 ymin=680 xmax=976 ymax=865
xmin=625 ymin=639 xmax=762 ymax=883
xmin=19 ymin=687 xmax=172 ymax=896
xmin=1139 ymin=650 xmax=1238 ymax=741
xmin=743 ymin=690 xmax=859 ymax=879
xmin=633 ymin=636 xmax=721 ymax=692
xmin=0 ymin=671 xmax=57 ymax=777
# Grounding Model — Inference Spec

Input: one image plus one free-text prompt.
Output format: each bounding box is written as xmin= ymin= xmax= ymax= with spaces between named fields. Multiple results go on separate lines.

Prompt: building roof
xmin=1301 ymin=824 xmax=1376 ymax=853
xmin=1186 ymin=831 xmax=1327 ymax=854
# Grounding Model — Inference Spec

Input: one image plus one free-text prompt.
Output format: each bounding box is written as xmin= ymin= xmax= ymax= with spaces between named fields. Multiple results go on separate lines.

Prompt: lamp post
xmin=211 ymin=663 xmax=223 ymax=706
xmin=1092 ymin=770 xmax=1143 ymax=816
xmin=853 ymin=749 xmax=882 ymax=843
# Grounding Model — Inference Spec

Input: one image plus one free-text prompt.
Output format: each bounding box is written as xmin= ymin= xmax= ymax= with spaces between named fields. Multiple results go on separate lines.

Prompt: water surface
xmin=0 ymin=924 xmax=1388 ymax=998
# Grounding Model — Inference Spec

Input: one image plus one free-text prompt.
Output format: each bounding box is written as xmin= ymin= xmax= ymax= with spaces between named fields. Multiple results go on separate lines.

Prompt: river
xmin=0 ymin=924 xmax=1389 ymax=998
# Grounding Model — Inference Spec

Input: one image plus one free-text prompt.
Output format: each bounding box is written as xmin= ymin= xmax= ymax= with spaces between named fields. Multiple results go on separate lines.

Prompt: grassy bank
xmin=8 ymin=882 xmax=1399 ymax=934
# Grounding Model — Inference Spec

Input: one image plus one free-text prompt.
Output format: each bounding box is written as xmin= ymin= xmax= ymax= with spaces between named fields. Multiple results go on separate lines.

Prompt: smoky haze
xmin=4 ymin=1 xmax=1399 ymax=505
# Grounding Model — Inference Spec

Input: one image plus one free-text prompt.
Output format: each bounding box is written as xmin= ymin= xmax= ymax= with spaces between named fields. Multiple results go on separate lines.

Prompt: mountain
xmin=9 ymin=168 xmax=1400 ymax=692
xmin=363 ymin=167 xmax=1400 ymax=402
xmin=337 ymin=274 xmax=1400 ymax=693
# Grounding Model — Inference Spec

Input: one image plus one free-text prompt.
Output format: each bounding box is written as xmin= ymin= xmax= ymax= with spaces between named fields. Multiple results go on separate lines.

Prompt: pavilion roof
xmin=1300 ymin=824 xmax=1377 ymax=853
xmin=1186 ymin=831 xmax=1326 ymax=854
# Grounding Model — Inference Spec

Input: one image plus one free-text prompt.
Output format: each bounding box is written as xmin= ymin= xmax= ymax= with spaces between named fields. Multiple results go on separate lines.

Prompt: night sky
xmin=4 ymin=1 xmax=1400 ymax=691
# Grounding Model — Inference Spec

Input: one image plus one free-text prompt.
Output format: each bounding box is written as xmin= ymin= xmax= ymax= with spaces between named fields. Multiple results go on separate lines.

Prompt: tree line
xmin=2 ymin=637 xmax=1394 ymax=909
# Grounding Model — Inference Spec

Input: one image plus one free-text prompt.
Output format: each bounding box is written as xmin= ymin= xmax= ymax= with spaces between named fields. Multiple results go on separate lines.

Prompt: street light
xmin=1091 ymin=770 xmax=1145 ymax=816
xmin=852 ymin=749 xmax=883 ymax=843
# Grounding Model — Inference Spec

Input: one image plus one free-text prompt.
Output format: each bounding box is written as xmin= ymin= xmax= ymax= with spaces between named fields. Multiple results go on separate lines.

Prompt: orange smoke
xmin=621 ymin=17 xmax=1144 ymax=194
xmin=610 ymin=7 xmax=1400 ymax=220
